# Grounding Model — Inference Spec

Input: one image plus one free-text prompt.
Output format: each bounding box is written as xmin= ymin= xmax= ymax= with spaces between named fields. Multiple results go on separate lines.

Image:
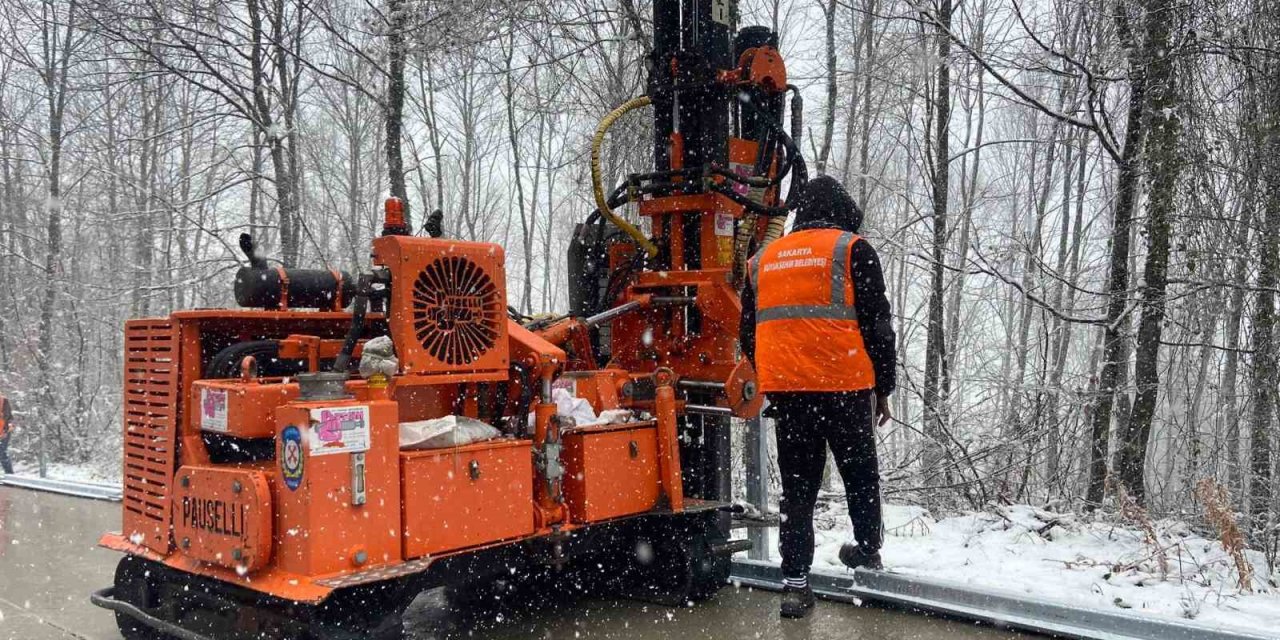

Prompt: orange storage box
xmin=562 ymin=423 xmax=660 ymax=523
xmin=194 ymin=379 xmax=299 ymax=439
xmin=400 ymin=439 xmax=534 ymax=559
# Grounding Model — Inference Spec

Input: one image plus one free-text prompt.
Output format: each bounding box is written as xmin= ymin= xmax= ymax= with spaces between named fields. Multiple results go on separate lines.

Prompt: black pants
xmin=0 ymin=433 xmax=12 ymax=474
xmin=772 ymin=390 xmax=882 ymax=580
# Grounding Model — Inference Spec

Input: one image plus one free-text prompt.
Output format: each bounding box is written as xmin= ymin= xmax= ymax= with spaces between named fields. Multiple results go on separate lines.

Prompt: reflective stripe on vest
xmin=757 ymin=304 xmax=858 ymax=322
xmin=831 ymin=231 xmax=854 ymax=306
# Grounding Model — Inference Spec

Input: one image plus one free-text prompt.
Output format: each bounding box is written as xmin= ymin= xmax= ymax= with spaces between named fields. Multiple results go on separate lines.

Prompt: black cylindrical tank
xmin=234 ymin=267 xmax=355 ymax=310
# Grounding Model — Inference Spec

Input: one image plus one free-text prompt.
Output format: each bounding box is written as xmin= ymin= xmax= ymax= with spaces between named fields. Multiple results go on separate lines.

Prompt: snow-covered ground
xmin=11 ymin=456 xmax=1280 ymax=636
xmin=783 ymin=497 xmax=1280 ymax=636
xmin=9 ymin=460 xmax=121 ymax=486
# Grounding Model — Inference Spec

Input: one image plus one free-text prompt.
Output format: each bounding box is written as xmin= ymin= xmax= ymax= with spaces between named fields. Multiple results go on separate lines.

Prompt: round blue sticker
xmin=281 ymin=425 xmax=304 ymax=491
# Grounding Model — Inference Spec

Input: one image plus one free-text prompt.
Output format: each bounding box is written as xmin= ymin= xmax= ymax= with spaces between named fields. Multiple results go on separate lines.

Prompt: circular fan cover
xmin=411 ymin=256 xmax=502 ymax=366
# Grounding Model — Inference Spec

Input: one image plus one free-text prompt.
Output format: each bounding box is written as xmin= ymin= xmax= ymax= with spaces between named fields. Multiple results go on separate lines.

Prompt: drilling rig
xmin=92 ymin=1 xmax=806 ymax=638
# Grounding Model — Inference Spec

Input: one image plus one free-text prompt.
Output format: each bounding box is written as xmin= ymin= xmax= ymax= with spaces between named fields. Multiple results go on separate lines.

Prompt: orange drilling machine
xmin=93 ymin=1 xmax=807 ymax=638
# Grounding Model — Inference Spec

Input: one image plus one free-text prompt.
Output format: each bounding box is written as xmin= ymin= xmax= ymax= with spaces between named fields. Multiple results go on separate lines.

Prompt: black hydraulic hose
xmin=710 ymin=183 xmax=793 ymax=217
xmin=629 ymin=168 xmax=702 ymax=182
xmin=581 ymin=180 xmax=657 ymax=315
xmin=750 ymin=103 xmax=807 ymax=190
xmin=510 ymin=362 xmax=534 ymax=437
xmin=92 ymin=588 xmax=214 ymax=640
xmin=711 ymin=97 xmax=809 ymax=217
xmin=715 ymin=159 xmax=809 ymax=216
xmin=723 ymin=93 xmax=804 ymax=191
xmin=787 ymin=84 xmax=804 ymax=148
xmin=492 ymin=379 xmax=511 ymax=429
xmin=206 ymin=341 xmax=269 ymax=378
xmin=331 ymin=286 xmax=369 ymax=373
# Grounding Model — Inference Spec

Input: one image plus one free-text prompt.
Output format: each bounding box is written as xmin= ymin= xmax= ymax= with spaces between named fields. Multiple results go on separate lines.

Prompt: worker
xmin=741 ymin=175 xmax=897 ymax=619
xmin=0 ymin=392 xmax=13 ymax=474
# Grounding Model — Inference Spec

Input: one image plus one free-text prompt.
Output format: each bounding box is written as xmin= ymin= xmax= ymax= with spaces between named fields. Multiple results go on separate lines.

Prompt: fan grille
xmin=411 ymin=256 xmax=502 ymax=366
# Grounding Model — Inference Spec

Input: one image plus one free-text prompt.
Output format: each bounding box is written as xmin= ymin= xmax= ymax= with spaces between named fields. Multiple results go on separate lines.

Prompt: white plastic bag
xmin=526 ymin=390 xmax=647 ymax=428
xmin=399 ymin=415 xmax=501 ymax=450
xmin=554 ymin=388 xmax=599 ymax=426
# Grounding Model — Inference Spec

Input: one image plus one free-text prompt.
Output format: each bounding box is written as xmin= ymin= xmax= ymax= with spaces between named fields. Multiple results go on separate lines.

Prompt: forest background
xmin=0 ymin=0 xmax=1277 ymax=561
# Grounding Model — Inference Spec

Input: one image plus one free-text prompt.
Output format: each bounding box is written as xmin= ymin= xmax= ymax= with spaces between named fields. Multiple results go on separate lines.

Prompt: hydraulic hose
xmin=331 ymin=278 xmax=370 ymax=373
xmin=787 ymin=84 xmax=804 ymax=148
xmin=591 ymin=96 xmax=659 ymax=257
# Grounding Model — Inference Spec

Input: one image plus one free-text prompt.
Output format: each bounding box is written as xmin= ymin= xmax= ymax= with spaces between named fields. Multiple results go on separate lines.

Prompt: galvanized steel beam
xmin=1 ymin=474 xmax=122 ymax=501
xmin=730 ymin=559 xmax=1271 ymax=640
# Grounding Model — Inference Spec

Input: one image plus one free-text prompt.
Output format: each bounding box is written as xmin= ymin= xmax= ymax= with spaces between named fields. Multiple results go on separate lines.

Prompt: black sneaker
xmin=780 ymin=585 xmax=816 ymax=618
xmin=838 ymin=544 xmax=883 ymax=570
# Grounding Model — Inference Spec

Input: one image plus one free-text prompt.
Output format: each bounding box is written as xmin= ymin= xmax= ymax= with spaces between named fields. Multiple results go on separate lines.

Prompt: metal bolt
xmin=232 ymin=480 xmax=243 ymax=494
xmin=182 ymin=537 xmax=190 ymax=549
xmin=353 ymin=550 xmax=368 ymax=566
xmin=232 ymin=548 xmax=243 ymax=561
xmin=180 ymin=476 xmax=190 ymax=488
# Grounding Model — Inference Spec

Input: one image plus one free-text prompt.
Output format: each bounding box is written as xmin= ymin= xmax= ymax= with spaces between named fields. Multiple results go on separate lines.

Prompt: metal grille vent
xmin=411 ymin=256 xmax=502 ymax=366
xmin=122 ymin=319 xmax=179 ymax=554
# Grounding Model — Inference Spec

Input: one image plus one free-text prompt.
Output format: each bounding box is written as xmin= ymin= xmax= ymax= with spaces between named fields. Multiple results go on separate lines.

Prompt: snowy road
xmin=0 ymin=487 xmax=1033 ymax=640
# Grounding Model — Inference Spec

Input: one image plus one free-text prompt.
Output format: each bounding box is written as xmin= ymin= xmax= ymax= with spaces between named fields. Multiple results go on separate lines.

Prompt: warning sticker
xmin=200 ymin=388 xmax=228 ymax=432
xmin=728 ymin=162 xmax=753 ymax=196
xmin=715 ymin=212 xmax=735 ymax=237
xmin=308 ymin=406 xmax=371 ymax=456
xmin=552 ymin=377 xmax=578 ymax=396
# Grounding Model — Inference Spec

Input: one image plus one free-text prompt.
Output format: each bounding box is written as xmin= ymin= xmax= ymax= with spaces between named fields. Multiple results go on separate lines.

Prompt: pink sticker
xmin=307 ymin=406 xmax=371 ymax=456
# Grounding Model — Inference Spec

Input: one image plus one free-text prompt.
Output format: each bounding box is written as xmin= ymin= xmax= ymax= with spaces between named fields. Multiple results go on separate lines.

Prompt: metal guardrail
xmin=1 ymin=474 xmax=123 ymax=501
xmin=730 ymin=559 xmax=1272 ymax=640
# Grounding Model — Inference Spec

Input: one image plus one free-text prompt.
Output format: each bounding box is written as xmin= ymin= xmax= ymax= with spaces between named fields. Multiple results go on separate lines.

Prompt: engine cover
xmin=372 ymin=236 xmax=509 ymax=376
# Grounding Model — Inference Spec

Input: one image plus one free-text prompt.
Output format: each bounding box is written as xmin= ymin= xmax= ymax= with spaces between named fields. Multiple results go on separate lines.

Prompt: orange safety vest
xmin=0 ymin=395 xmax=8 ymax=438
xmin=749 ymin=228 xmax=875 ymax=393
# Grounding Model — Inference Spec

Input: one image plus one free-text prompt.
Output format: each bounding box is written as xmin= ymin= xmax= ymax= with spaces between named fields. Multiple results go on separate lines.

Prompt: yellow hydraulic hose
xmin=591 ymin=96 xmax=659 ymax=257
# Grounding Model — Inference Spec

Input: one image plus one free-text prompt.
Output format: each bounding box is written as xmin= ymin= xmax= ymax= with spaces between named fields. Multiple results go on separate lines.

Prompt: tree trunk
xmin=1247 ymin=60 xmax=1280 ymax=535
xmin=384 ymin=0 xmax=410 ymax=226
xmin=36 ymin=0 xmax=78 ymax=476
xmin=1223 ymin=84 xmax=1260 ymax=501
xmin=815 ymin=0 xmax=836 ymax=174
xmin=1116 ymin=0 xmax=1182 ymax=505
xmin=247 ymin=0 xmax=298 ymax=266
xmin=921 ymin=0 xmax=952 ymax=480
xmin=1085 ymin=4 xmax=1148 ymax=506
xmin=503 ymin=30 xmax=534 ymax=313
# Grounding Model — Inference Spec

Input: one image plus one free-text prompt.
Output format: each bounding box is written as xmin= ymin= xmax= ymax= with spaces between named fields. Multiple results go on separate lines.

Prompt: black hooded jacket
xmin=740 ymin=176 xmax=897 ymax=396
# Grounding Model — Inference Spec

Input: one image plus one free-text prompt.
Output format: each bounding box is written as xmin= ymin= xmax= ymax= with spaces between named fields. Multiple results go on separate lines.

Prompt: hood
xmin=790 ymin=175 xmax=863 ymax=233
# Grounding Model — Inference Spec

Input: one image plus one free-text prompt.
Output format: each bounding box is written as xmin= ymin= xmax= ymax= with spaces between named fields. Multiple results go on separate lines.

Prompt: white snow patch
xmin=778 ymin=501 xmax=1280 ymax=636
xmin=13 ymin=461 xmax=121 ymax=485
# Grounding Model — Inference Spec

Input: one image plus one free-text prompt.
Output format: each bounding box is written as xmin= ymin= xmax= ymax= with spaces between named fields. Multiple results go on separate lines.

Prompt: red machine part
xmin=193 ymin=379 xmax=300 ymax=439
xmin=102 ymin=6 xmax=793 ymax=633
xmin=401 ymin=440 xmax=534 ymax=558
xmin=172 ymin=466 xmax=274 ymax=573
xmin=371 ymin=235 xmax=510 ymax=377
xmin=272 ymin=397 xmax=403 ymax=577
xmin=719 ymin=45 xmax=789 ymax=93
xmin=562 ymin=422 xmax=659 ymax=522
